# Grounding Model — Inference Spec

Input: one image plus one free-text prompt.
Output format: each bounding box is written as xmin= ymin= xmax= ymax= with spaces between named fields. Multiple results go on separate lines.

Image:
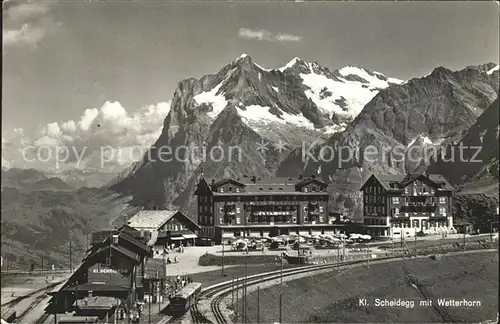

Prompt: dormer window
xmin=220 ymin=188 xmax=224 ymax=193
xmin=312 ymin=186 xmax=316 ymax=192
xmin=259 ymin=188 xmax=263 ymax=191
xmin=236 ymin=188 xmax=240 ymax=193
xmin=279 ymin=188 xmax=283 ymax=191
xmin=229 ymin=187 xmax=232 ymax=192
xmin=303 ymin=188 xmax=308 ymax=193
xmin=269 ymin=188 xmax=273 ymax=191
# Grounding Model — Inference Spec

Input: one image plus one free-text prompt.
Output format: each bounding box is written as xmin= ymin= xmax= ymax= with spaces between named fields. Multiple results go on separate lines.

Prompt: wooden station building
xmin=126 ymin=210 xmax=201 ymax=254
xmin=195 ymin=174 xmax=344 ymax=244
xmin=46 ymin=225 xmax=167 ymax=321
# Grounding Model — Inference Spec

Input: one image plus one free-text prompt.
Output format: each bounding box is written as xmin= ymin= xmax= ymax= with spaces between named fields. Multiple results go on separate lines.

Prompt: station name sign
xmin=92 ymin=268 xmax=128 ymax=274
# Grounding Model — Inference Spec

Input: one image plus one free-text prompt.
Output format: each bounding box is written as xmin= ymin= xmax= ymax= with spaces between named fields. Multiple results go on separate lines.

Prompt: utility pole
xmin=148 ymin=281 xmax=151 ymax=324
xmin=414 ymin=228 xmax=417 ymax=256
xmin=157 ymin=269 xmax=161 ymax=313
xmin=463 ymin=225 xmax=466 ymax=249
xmin=69 ymin=240 xmax=73 ymax=272
xmin=236 ymin=277 xmax=239 ymax=322
xmin=232 ymin=276 xmax=235 ymax=310
xmin=366 ymin=243 xmax=369 ymax=268
xmin=279 ymin=253 xmax=283 ymax=323
xmin=257 ymin=286 xmax=260 ymax=323
xmin=222 ymin=240 xmax=225 ymax=276
xmin=244 ymin=251 xmax=248 ymax=323
xmin=337 ymin=245 xmax=340 ymax=271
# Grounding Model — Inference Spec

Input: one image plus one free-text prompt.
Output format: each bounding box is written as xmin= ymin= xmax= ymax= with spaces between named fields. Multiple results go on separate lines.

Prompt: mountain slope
xmin=427 ymin=96 xmax=499 ymax=197
xmin=276 ymin=63 xmax=498 ymax=219
xmin=1 ymin=168 xmax=49 ymax=189
xmin=1 ymin=187 xmax=138 ymax=268
xmin=110 ymin=55 xmax=403 ymax=214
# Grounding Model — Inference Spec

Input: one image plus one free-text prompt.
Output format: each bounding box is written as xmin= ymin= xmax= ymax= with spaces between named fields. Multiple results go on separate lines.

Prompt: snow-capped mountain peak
xmin=188 ymin=56 xmax=407 ymax=136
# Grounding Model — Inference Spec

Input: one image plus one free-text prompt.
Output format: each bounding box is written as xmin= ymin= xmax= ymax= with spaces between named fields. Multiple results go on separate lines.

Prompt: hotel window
xmin=392 ymin=197 xmax=399 ymax=204
xmin=220 ymin=188 xmax=224 ymax=193
xmin=304 ymin=215 xmax=309 ymax=222
xmin=236 ymin=188 xmax=240 ymax=192
xmin=247 ymin=216 xmax=251 ymax=223
xmin=229 ymin=187 xmax=232 ymax=192
xmin=303 ymin=187 xmax=308 ymax=192
xmin=209 ymin=216 xmax=213 ymax=224
xmin=303 ymin=206 xmax=308 ymax=212
xmin=219 ymin=207 xmax=223 ymax=213
xmin=439 ymin=207 xmax=446 ymax=215
xmin=394 ymin=207 xmax=399 ymax=215
xmin=319 ymin=215 xmax=324 ymax=222
xmin=219 ymin=217 xmax=224 ymax=224
xmin=319 ymin=206 xmax=324 ymax=212
xmin=312 ymin=186 xmax=316 ymax=192
xmin=236 ymin=207 xmax=241 ymax=213
xmin=174 ymin=225 xmax=178 ymax=231
xmin=404 ymin=187 xmax=408 ymax=194
xmin=439 ymin=197 xmax=446 ymax=204
xmin=236 ymin=217 xmax=241 ymax=224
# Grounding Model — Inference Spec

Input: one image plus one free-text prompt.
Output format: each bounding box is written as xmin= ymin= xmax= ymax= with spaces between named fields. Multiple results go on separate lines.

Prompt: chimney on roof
xmin=299 ymin=174 xmax=303 ymax=180
xmin=251 ymin=176 xmax=257 ymax=183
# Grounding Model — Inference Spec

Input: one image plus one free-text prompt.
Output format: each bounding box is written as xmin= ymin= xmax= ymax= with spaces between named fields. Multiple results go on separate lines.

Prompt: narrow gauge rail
xmin=204 ymin=249 xmax=496 ymax=324
xmin=1 ymin=280 xmax=65 ymax=308
xmin=14 ymin=292 xmax=49 ymax=323
xmin=205 ymin=256 xmax=400 ymax=324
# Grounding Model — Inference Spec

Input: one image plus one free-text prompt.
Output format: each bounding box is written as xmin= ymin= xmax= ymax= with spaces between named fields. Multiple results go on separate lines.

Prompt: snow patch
xmin=272 ymin=86 xmax=279 ymax=93
xmin=255 ymin=62 xmax=271 ymax=72
xmin=279 ymin=57 xmax=302 ymax=72
xmin=237 ymin=54 xmax=248 ymax=60
xmin=300 ymin=72 xmax=381 ymax=119
xmin=321 ymin=124 xmax=347 ymax=134
xmin=236 ymin=105 xmax=316 ymax=130
xmin=487 ymin=65 xmax=499 ymax=75
xmin=338 ymin=66 xmax=395 ymax=88
xmin=193 ymin=81 xmax=228 ymax=118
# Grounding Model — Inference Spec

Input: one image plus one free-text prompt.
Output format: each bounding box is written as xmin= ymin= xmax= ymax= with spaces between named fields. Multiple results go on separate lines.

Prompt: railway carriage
xmin=57 ymin=315 xmax=99 ymax=323
xmin=169 ymin=282 xmax=202 ymax=315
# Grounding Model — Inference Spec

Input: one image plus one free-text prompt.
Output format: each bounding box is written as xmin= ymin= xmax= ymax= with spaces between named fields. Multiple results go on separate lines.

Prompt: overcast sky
xmin=2 ymin=0 xmax=499 ymax=170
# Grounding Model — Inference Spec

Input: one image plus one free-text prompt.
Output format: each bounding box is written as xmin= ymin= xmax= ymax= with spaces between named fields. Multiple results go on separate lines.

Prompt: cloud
xmin=3 ymin=2 xmax=59 ymax=49
xmin=1 ymin=101 xmax=171 ymax=173
xmin=238 ymin=28 xmax=302 ymax=42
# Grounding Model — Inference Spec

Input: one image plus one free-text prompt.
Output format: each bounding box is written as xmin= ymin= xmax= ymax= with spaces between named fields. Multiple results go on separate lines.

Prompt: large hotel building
xmin=194 ymin=175 xmax=343 ymax=243
xmin=360 ymin=173 xmax=454 ymax=238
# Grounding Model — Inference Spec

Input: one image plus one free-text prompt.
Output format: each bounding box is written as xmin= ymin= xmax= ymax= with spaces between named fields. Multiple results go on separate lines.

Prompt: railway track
xmin=204 ymin=256 xmax=390 ymax=324
xmin=200 ymin=248 xmax=497 ymax=324
xmin=14 ymin=292 xmax=50 ymax=323
xmin=1 ymin=280 xmax=64 ymax=308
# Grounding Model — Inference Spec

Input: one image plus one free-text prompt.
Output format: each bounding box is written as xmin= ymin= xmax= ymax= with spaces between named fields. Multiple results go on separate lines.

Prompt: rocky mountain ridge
xmin=110 ymin=55 xmax=403 ymax=212
xmin=110 ymin=57 xmax=499 ymax=219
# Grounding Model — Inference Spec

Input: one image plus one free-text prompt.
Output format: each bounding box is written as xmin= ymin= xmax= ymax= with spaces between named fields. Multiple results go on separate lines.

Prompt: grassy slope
xmin=235 ymin=251 xmax=498 ymax=323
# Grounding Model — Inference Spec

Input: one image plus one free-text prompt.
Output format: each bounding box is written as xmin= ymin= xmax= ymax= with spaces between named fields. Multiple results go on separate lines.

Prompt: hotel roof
xmin=363 ymin=173 xmax=454 ymax=191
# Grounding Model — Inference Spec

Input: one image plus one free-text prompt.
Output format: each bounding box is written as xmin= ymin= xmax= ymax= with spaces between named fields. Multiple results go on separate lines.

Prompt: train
xmin=57 ymin=315 xmax=99 ymax=323
xmin=169 ymin=282 xmax=202 ymax=315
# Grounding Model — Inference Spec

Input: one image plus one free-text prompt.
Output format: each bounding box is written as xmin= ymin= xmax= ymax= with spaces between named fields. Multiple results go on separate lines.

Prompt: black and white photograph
xmin=1 ymin=1 xmax=499 ymax=323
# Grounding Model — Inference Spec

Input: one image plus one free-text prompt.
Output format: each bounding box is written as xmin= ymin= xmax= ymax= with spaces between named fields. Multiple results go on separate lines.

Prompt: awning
xmin=170 ymin=237 xmax=184 ymax=241
xmin=182 ymin=234 xmax=197 ymax=239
